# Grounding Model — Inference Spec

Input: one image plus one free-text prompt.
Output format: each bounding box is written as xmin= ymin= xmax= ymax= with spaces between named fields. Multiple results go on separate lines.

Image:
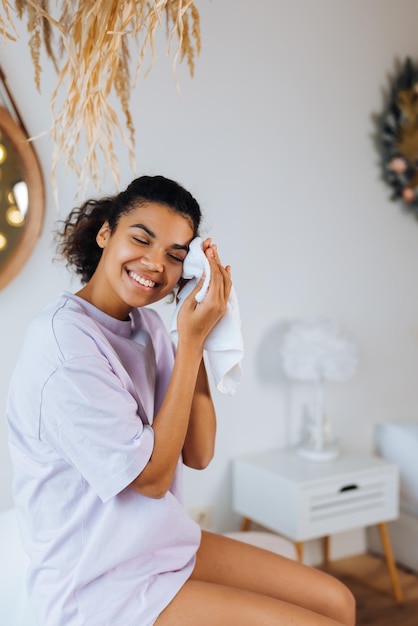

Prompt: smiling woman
xmin=0 ymin=97 xmax=44 ymax=290
xmin=6 ymin=175 xmax=355 ymax=626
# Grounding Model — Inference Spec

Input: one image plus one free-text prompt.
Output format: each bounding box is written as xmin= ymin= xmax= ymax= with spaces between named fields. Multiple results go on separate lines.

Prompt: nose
xmin=141 ymin=247 xmax=164 ymax=272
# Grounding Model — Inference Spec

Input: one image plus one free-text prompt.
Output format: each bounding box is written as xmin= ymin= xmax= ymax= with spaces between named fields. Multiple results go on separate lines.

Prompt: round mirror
xmin=0 ymin=105 xmax=44 ymax=290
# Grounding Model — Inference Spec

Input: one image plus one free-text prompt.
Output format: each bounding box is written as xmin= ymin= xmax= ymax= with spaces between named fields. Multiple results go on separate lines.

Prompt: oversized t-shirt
xmin=7 ymin=292 xmax=201 ymax=626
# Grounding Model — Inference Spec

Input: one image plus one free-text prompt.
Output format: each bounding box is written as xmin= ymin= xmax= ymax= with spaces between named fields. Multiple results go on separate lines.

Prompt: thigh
xmin=154 ymin=579 xmax=347 ymax=626
xmin=190 ymin=531 xmax=355 ymax=626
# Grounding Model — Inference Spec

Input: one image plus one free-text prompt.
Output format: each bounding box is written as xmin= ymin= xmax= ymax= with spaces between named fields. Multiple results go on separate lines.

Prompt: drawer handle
xmin=339 ymin=484 xmax=359 ymax=493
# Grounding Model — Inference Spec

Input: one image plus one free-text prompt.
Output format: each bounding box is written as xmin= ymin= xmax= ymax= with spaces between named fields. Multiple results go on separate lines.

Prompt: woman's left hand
xmin=176 ymin=240 xmax=232 ymax=349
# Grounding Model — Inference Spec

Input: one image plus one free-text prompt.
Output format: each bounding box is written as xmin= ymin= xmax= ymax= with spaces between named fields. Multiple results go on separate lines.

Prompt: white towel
xmin=170 ymin=237 xmax=243 ymax=395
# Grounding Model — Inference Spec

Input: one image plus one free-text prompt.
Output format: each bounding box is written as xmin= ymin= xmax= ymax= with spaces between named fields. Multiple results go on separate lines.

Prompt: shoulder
xmin=30 ymin=292 xmax=95 ymax=328
xmin=9 ymin=294 xmax=108 ymax=409
xmin=27 ymin=293 xmax=108 ymax=362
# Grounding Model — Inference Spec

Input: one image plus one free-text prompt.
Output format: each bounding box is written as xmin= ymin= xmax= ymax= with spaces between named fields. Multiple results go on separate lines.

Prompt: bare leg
xmin=155 ymin=531 xmax=356 ymax=626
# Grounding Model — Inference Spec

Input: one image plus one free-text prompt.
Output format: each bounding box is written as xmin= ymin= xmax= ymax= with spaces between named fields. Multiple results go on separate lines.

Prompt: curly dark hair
xmin=56 ymin=175 xmax=202 ymax=284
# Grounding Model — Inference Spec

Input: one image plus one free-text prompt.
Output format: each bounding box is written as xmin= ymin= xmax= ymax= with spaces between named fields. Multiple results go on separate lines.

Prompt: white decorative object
xmin=281 ymin=318 xmax=358 ymax=462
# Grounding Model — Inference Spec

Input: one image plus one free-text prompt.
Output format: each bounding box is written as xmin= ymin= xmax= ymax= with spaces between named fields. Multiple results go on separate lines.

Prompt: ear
xmin=96 ymin=221 xmax=111 ymax=249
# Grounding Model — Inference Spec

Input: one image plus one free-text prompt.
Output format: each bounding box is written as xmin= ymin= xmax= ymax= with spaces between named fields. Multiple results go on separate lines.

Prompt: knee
xmin=331 ymin=578 xmax=356 ymax=626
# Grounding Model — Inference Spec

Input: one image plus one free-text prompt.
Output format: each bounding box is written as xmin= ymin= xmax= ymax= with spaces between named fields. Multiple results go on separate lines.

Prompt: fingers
xmin=204 ymin=241 xmax=216 ymax=260
xmin=205 ymin=243 xmax=232 ymax=301
xmin=182 ymin=240 xmax=232 ymax=310
xmin=202 ymin=237 xmax=212 ymax=252
xmin=204 ymin=242 xmax=228 ymax=274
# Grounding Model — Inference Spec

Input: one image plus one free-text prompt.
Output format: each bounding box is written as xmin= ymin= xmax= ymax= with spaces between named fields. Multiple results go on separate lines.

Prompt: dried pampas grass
xmin=0 ymin=1 xmax=17 ymax=40
xmin=2 ymin=0 xmax=201 ymax=194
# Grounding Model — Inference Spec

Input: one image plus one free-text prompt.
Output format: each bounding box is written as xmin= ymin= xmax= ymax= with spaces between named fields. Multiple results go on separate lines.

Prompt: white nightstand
xmin=232 ymin=448 xmax=403 ymax=602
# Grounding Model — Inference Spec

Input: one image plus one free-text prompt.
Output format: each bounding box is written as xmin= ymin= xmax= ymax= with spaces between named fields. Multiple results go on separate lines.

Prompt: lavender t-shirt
xmin=7 ymin=292 xmax=201 ymax=626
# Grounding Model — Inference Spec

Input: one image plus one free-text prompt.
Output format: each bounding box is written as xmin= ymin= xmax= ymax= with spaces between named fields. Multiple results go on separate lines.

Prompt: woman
xmin=7 ymin=175 xmax=355 ymax=625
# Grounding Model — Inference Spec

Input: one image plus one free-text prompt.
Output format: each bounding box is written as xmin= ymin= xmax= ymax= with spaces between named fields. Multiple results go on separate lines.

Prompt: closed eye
xmin=168 ymin=253 xmax=185 ymax=263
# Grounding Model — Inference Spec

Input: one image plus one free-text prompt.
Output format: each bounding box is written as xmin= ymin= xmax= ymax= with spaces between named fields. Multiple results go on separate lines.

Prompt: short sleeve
xmin=40 ymin=354 xmax=155 ymax=502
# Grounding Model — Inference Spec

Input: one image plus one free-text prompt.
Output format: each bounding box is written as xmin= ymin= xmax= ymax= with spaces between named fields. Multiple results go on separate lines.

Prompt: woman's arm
xmin=182 ymin=358 xmax=216 ymax=470
xmin=182 ymin=237 xmax=218 ymax=469
xmin=129 ymin=246 xmax=230 ymax=498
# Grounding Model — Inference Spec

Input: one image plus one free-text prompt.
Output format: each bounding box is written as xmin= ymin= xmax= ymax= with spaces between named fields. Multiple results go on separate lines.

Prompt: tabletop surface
xmin=234 ymin=448 xmax=397 ymax=485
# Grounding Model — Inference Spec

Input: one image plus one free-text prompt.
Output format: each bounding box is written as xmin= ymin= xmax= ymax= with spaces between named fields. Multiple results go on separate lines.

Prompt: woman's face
xmin=84 ymin=202 xmax=194 ymax=319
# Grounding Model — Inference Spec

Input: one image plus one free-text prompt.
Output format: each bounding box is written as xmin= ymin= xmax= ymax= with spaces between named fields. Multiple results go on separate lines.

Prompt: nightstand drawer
xmin=232 ymin=450 xmax=399 ymax=541
xmin=298 ymin=469 xmax=398 ymax=538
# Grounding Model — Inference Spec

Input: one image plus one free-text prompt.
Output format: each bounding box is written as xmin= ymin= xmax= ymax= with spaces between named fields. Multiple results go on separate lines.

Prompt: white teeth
xmin=129 ymin=271 xmax=155 ymax=288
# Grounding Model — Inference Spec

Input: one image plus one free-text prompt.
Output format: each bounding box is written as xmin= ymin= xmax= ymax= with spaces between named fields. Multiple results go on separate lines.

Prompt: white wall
xmin=2 ymin=1 xmax=418 ymax=558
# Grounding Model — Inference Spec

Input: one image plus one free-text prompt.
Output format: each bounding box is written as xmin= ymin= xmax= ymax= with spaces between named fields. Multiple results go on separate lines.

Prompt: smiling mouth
xmin=128 ymin=270 xmax=156 ymax=288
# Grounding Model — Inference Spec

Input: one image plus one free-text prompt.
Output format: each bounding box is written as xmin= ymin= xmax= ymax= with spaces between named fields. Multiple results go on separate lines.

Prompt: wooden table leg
xmin=295 ymin=541 xmax=304 ymax=562
xmin=240 ymin=516 xmax=251 ymax=531
xmin=322 ymin=535 xmax=330 ymax=566
xmin=377 ymin=522 xmax=404 ymax=603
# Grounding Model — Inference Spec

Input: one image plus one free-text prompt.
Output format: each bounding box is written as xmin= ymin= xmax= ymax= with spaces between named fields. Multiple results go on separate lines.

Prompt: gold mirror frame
xmin=0 ymin=106 xmax=44 ymax=290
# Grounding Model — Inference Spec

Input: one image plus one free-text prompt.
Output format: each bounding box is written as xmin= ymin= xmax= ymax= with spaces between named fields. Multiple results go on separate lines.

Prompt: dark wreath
xmin=380 ymin=57 xmax=418 ymax=215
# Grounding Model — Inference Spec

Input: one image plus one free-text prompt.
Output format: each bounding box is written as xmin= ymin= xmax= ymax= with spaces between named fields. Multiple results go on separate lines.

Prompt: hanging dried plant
xmin=1 ymin=0 xmax=201 ymax=194
xmin=0 ymin=1 xmax=17 ymax=40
